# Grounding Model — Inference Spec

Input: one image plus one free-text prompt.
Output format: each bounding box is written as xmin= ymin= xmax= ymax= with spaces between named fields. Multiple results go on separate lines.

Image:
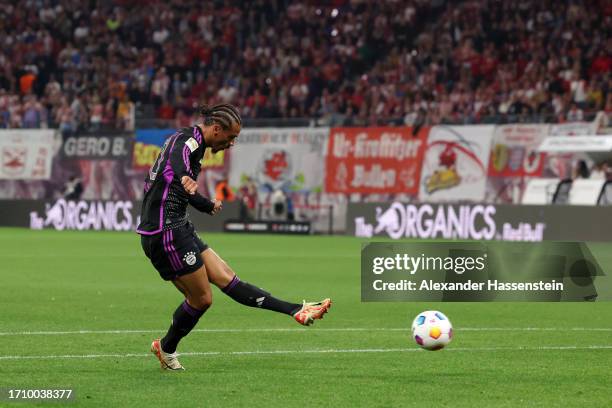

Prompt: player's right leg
xmin=141 ymin=226 xmax=213 ymax=370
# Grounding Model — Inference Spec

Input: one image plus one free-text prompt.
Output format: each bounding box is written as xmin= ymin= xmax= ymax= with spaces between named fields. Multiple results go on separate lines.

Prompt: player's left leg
xmin=201 ymin=248 xmax=331 ymax=325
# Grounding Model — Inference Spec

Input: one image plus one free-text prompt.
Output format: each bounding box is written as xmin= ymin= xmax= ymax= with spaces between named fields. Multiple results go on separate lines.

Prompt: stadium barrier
xmin=347 ymin=202 xmax=612 ymax=242
xmin=522 ymin=178 xmax=611 ymax=205
xmin=0 ymin=199 xmax=240 ymax=232
xmin=521 ymin=178 xmax=563 ymax=204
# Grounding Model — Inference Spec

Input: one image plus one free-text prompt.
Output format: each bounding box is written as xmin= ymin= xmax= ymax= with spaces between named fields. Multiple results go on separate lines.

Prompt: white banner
xmin=537 ymin=135 xmax=612 ymax=152
xmin=549 ymin=121 xmax=598 ymax=136
xmin=228 ymin=127 xmax=328 ymax=192
xmin=0 ymin=129 xmax=58 ymax=180
xmin=419 ymin=125 xmax=494 ymax=202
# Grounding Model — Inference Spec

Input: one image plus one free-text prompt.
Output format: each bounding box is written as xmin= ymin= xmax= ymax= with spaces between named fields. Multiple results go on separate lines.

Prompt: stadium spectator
xmin=56 ymin=97 xmax=75 ymax=137
xmin=89 ymin=94 xmax=104 ymax=131
xmin=573 ymin=160 xmax=591 ymax=179
xmin=238 ymin=176 xmax=258 ymax=220
xmin=116 ymin=94 xmax=135 ymax=130
xmin=19 ymin=68 xmax=36 ymax=95
xmin=567 ymin=103 xmax=585 ymax=122
xmin=590 ymin=161 xmax=610 ymax=180
xmin=215 ymin=178 xmax=235 ymax=201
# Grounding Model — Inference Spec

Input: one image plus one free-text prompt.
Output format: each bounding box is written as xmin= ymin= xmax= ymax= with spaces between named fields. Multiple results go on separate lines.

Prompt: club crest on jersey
xmin=183 ymin=251 xmax=197 ymax=266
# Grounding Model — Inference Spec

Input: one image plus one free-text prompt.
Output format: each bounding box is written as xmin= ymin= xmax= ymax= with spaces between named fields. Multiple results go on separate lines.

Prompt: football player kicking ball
xmin=137 ymin=103 xmax=331 ymax=370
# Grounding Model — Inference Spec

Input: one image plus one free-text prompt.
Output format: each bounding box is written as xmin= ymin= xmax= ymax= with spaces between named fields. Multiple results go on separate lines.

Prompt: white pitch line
xmin=0 ymin=328 xmax=407 ymax=336
xmin=1 ymin=345 xmax=611 ymax=361
xmin=0 ymin=327 xmax=611 ymax=336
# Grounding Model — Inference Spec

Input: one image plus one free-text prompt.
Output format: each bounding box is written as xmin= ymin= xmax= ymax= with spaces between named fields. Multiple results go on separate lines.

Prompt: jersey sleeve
xmin=167 ymin=131 xmax=201 ymax=179
xmin=188 ymin=192 xmax=216 ymax=214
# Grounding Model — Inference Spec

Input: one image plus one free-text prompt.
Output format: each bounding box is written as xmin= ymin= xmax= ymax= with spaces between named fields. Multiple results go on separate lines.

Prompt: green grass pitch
xmin=1 ymin=228 xmax=611 ymax=407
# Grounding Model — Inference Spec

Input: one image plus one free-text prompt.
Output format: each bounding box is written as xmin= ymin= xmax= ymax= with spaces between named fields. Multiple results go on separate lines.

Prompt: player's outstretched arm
xmin=181 ymin=174 xmax=222 ymax=215
xmin=188 ymin=192 xmax=222 ymax=215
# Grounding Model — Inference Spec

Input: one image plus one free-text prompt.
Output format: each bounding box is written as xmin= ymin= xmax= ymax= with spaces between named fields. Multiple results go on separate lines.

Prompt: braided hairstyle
xmin=199 ymin=103 xmax=242 ymax=130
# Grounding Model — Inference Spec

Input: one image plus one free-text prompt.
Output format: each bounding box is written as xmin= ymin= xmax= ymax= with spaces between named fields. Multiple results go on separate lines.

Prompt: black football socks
xmin=222 ymin=275 xmax=301 ymax=316
xmin=162 ymin=276 xmax=301 ymax=353
xmin=161 ymin=300 xmax=207 ymax=354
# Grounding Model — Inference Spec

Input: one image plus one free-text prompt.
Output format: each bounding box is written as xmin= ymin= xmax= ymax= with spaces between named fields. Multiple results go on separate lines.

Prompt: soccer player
xmin=137 ymin=103 xmax=331 ymax=370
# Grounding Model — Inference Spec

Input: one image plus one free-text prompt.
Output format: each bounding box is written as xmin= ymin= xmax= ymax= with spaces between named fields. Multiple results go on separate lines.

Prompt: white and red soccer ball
xmin=411 ymin=310 xmax=453 ymax=351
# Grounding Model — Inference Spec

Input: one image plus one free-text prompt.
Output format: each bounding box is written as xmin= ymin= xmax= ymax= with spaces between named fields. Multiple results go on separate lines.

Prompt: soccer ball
xmin=411 ymin=310 xmax=453 ymax=351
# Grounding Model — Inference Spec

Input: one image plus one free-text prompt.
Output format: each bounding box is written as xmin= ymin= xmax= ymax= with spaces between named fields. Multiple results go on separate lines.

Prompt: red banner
xmin=325 ymin=127 xmax=429 ymax=194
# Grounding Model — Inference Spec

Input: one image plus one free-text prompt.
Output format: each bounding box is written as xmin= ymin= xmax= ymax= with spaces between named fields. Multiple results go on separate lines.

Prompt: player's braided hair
xmin=199 ymin=103 xmax=242 ymax=130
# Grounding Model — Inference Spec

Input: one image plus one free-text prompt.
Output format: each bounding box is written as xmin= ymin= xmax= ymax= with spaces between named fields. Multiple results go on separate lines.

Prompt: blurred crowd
xmin=0 ymin=0 xmax=610 ymax=131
